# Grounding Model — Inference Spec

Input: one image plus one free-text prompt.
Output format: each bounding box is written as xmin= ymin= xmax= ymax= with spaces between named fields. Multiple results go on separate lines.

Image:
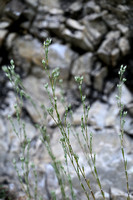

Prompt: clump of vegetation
xmin=2 ymin=38 xmax=131 ymax=200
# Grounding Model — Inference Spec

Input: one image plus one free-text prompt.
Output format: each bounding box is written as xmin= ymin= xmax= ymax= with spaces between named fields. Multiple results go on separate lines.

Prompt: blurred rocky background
xmin=0 ymin=0 xmax=133 ymax=199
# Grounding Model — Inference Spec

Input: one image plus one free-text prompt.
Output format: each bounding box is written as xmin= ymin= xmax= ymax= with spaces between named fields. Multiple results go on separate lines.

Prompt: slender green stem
xmin=117 ymin=65 xmax=130 ymax=200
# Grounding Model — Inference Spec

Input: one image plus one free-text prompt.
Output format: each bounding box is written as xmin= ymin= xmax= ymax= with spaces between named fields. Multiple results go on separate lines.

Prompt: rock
xmin=25 ymin=0 xmax=38 ymax=8
xmin=72 ymin=105 xmax=84 ymax=126
xmin=0 ymin=91 xmax=16 ymax=117
xmin=95 ymin=191 xmax=109 ymax=200
xmin=48 ymin=43 xmax=76 ymax=79
xmin=71 ymin=52 xmax=94 ymax=85
xmin=34 ymin=14 xmax=65 ymax=31
xmin=6 ymin=117 xmax=38 ymax=154
xmin=11 ymin=35 xmax=44 ymax=74
xmin=123 ymin=115 xmax=133 ymax=136
xmin=62 ymin=28 xmax=94 ymax=51
xmin=117 ymin=24 xmax=129 ymax=36
xmin=0 ymin=118 xmax=6 ymax=137
xmin=92 ymin=64 xmax=108 ymax=91
xmin=49 ymin=8 xmax=64 ymax=15
xmin=105 ymin=104 xmax=119 ymax=127
xmin=66 ymin=18 xmax=85 ymax=31
xmin=22 ymin=76 xmax=49 ymax=124
xmin=104 ymin=81 xmax=116 ymax=95
xmin=0 ymin=29 xmax=8 ymax=46
xmin=106 ymin=30 xmax=121 ymax=40
xmin=6 ymin=33 xmax=17 ymax=49
xmin=22 ymin=75 xmax=65 ymax=125
xmin=45 ymin=164 xmax=58 ymax=190
xmin=88 ymin=101 xmax=108 ymax=129
xmin=68 ymin=1 xmax=82 ymax=13
xmin=84 ymin=1 xmax=101 ymax=14
xmin=0 ymin=118 xmax=9 ymax=154
xmin=103 ymin=14 xmax=119 ymax=29
xmin=82 ymin=15 xmax=107 ymax=47
xmin=23 ymin=7 xmax=35 ymax=21
xmin=118 ymin=37 xmax=130 ymax=56
xmin=109 ymin=84 xmax=132 ymax=105
xmin=0 ymin=21 xmax=10 ymax=29
xmin=44 ymin=128 xmax=64 ymax=162
xmin=14 ymin=35 xmax=44 ymax=66
xmin=31 ymin=65 xmax=46 ymax=78
xmin=5 ymin=0 xmax=25 ymax=20
xmin=47 ymin=125 xmax=133 ymax=197
xmin=110 ymin=187 xmax=133 ymax=200
xmin=126 ymin=103 xmax=133 ymax=116
xmin=28 ymin=164 xmax=58 ymax=200
xmin=40 ymin=0 xmax=60 ymax=8
xmin=97 ymin=31 xmax=121 ymax=66
xmin=111 ymin=48 xmax=120 ymax=67
xmin=71 ymin=100 xmax=109 ymax=128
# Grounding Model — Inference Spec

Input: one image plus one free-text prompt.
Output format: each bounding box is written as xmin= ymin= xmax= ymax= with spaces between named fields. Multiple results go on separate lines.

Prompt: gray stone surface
xmin=48 ymin=43 xmax=75 ymax=79
xmin=92 ymin=65 xmax=108 ymax=91
xmin=62 ymin=28 xmax=94 ymax=51
xmin=118 ymin=37 xmax=130 ymax=56
xmin=97 ymin=31 xmax=121 ymax=66
xmin=72 ymin=52 xmax=94 ymax=85
xmin=109 ymin=84 xmax=132 ymax=105
xmin=13 ymin=36 xmax=44 ymax=66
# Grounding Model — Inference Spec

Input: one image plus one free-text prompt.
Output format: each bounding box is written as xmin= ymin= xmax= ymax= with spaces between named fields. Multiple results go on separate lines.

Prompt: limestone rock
xmin=49 ymin=8 xmax=64 ymax=15
xmin=0 ymin=91 xmax=16 ymax=117
xmin=68 ymin=1 xmax=82 ymax=13
xmin=126 ymin=103 xmax=133 ymax=116
xmin=22 ymin=7 xmax=35 ymax=21
xmin=117 ymin=24 xmax=129 ymax=36
xmin=9 ymin=35 xmax=45 ymax=75
xmin=123 ymin=116 xmax=133 ymax=136
xmin=25 ymin=0 xmax=38 ymax=8
xmin=95 ymin=191 xmax=109 ymax=200
xmin=0 ymin=21 xmax=10 ymax=29
xmin=62 ymin=28 xmax=94 ymax=51
xmin=110 ymin=187 xmax=133 ymax=200
xmin=6 ymin=33 xmax=17 ymax=49
xmin=22 ymin=75 xmax=65 ymax=125
xmin=22 ymin=76 xmax=49 ymax=123
xmin=97 ymin=31 xmax=121 ymax=66
xmin=34 ymin=14 xmax=65 ymax=31
xmin=103 ymin=14 xmax=119 ymax=29
xmin=92 ymin=64 xmax=108 ymax=91
xmin=118 ymin=37 xmax=130 ymax=56
xmin=6 ymin=117 xmax=38 ymax=154
xmin=72 ymin=105 xmax=84 ymax=126
xmin=40 ymin=0 xmax=60 ymax=8
xmin=66 ymin=18 xmax=85 ymax=31
xmin=72 ymin=52 xmax=94 ymax=85
xmin=5 ymin=0 xmax=25 ymax=20
xmin=13 ymin=35 xmax=44 ymax=66
xmin=84 ymin=1 xmax=101 ymax=14
xmin=82 ymin=15 xmax=107 ymax=47
xmin=109 ymin=84 xmax=132 ymax=105
xmin=111 ymin=48 xmax=120 ymax=67
xmin=105 ymin=104 xmax=119 ymax=127
xmin=48 ymin=43 xmax=76 ymax=79
xmin=88 ymin=100 xmax=108 ymax=129
xmin=104 ymin=81 xmax=115 ymax=95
